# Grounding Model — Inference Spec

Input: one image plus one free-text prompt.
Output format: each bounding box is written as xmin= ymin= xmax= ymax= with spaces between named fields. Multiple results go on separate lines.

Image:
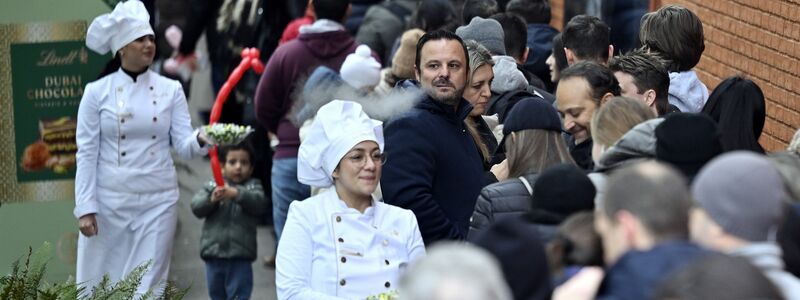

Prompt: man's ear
xmin=521 ymin=47 xmax=530 ymax=64
xmin=644 ymin=89 xmax=657 ymax=107
xmin=565 ymin=48 xmax=576 ymax=65
xmin=414 ymin=65 xmax=420 ymax=80
xmin=600 ymin=92 xmax=615 ymax=105
xmin=616 ymin=210 xmax=639 ymax=246
xmin=607 ymin=45 xmax=614 ymax=64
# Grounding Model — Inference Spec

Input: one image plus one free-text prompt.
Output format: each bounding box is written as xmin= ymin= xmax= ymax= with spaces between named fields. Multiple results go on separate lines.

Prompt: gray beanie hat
xmin=691 ymin=151 xmax=787 ymax=242
xmin=456 ymin=17 xmax=506 ymax=56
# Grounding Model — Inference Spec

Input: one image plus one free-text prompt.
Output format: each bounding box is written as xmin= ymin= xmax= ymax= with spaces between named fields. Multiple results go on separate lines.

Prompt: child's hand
xmin=212 ymin=186 xmax=240 ymax=202
xmin=211 ymin=187 xmax=225 ymax=203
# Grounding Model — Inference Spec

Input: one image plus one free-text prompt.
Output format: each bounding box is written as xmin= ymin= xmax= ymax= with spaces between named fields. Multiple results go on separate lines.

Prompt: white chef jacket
xmin=74 ymin=69 xmax=207 ymax=218
xmin=276 ymin=188 xmax=426 ymax=300
xmin=73 ymin=69 xmax=207 ymax=296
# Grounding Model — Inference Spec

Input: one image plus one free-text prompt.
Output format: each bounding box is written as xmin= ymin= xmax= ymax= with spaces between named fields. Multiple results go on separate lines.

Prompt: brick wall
xmin=550 ymin=0 xmax=564 ymax=30
xmin=550 ymin=0 xmax=799 ymax=151
xmin=655 ymin=0 xmax=800 ymax=151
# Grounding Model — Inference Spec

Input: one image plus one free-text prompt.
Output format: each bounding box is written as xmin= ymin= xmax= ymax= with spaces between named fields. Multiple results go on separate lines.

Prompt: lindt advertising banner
xmin=1 ymin=22 xmax=107 ymax=203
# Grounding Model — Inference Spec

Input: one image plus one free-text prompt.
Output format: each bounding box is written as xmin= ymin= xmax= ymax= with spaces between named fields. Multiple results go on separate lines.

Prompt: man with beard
xmin=381 ymin=30 xmax=486 ymax=246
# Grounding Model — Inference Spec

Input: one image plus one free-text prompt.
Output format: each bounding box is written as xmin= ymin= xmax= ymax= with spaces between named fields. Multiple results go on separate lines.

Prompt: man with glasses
xmin=380 ymin=30 xmax=486 ymax=246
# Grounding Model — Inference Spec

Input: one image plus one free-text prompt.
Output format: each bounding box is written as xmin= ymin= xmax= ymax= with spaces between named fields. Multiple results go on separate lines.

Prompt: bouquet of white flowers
xmin=202 ymin=123 xmax=253 ymax=145
xmin=366 ymin=290 xmax=398 ymax=300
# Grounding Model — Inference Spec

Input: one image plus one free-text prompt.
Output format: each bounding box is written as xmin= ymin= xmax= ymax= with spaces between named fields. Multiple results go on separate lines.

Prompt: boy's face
xmin=222 ymin=149 xmax=253 ymax=184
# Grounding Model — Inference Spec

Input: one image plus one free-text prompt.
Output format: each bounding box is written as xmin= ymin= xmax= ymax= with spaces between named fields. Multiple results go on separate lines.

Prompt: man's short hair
xmin=415 ymin=29 xmax=470 ymax=74
xmin=313 ymin=0 xmax=351 ymax=22
xmin=559 ymin=61 xmax=620 ymax=104
xmin=562 ymin=15 xmax=610 ymax=63
xmin=609 ymin=50 xmax=670 ymax=115
xmin=602 ymin=161 xmax=692 ymax=241
xmin=505 ymin=0 xmax=551 ymax=24
xmin=639 ymin=5 xmax=705 ymax=72
xmin=490 ymin=13 xmax=528 ymax=61
xmin=462 ymin=0 xmax=499 ymax=25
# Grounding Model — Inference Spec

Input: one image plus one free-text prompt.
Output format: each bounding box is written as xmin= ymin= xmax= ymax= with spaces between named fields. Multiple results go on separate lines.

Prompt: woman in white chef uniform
xmin=74 ymin=1 xmax=208 ymax=295
xmin=276 ymin=100 xmax=425 ymax=299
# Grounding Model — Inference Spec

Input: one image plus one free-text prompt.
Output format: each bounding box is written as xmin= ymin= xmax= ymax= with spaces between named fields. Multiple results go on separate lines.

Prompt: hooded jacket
xmin=668 ymin=70 xmax=709 ymax=113
xmin=589 ymin=118 xmax=662 ymax=204
xmin=255 ymin=21 xmax=362 ymax=159
xmin=381 ymin=82 xmax=486 ymax=245
xmin=491 ymin=55 xmax=530 ymax=94
xmin=731 ymin=243 xmax=800 ymax=300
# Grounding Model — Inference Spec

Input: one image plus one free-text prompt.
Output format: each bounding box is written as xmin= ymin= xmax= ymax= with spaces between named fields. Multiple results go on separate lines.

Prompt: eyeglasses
xmin=345 ymin=152 xmax=387 ymax=167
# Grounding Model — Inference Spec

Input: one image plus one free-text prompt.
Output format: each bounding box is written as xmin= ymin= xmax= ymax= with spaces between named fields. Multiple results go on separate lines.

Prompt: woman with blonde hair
xmin=462 ymin=40 xmax=499 ymax=168
xmin=588 ymin=96 xmax=657 ymax=202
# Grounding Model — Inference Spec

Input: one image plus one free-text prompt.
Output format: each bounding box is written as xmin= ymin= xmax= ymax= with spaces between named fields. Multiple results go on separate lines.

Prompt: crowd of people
xmin=73 ymin=0 xmax=800 ymax=299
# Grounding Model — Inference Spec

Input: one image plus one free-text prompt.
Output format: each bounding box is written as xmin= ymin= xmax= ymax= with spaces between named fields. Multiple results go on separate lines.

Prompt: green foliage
xmin=0 ymin=243 xmax=189 ymax=300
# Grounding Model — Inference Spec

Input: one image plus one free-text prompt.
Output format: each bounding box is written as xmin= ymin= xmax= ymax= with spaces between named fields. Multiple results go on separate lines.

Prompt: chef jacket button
xmin=341 ymin=257 xmax=346 ymax=263
xmin=121 ymin=134 xmax=126 ymax=140
xmin=121 ymin=151 xmax=126 ymax=156
xmin=120 ymin=118 xmax=125 ymax=123
xmin=149 ymin=86 xmax=154 ymax=90
xmin=152 ymin=101 xmax=156 ymax=105
xmin=338 ymin=237 xmax=344 ymax=243
xmin=385 ymin=259 xmax=390 ymax=265
xmin=336 ymin=216 xmax=342 ymax=222
xmin=382 ymin=240 xmax=389 ymax=246
xmin=384 ymin=281 xmax=391 ymax=288
xmin=153 ymin=117 xmax=158 ymax=122
xmin=339 ymin=279 xmax=346 ymax=286
xmin=152 ymin=135 xmax=156 ymax=139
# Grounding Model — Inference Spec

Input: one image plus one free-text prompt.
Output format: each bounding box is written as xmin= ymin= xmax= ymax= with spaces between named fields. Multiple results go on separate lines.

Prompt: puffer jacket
xmin=469 ymin=173 xmax=560 ymax=243
xmin=191 ymin=178 xmax=267 ymax=260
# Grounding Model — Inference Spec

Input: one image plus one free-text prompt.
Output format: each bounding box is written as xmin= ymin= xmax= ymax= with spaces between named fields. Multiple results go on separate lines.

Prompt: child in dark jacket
xmin=191 ymin=142 xmax=266 ymax=300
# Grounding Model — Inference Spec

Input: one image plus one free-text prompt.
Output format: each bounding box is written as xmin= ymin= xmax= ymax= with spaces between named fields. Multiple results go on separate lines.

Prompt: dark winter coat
xmin=596 ymin=241 xmax=708 ymax=300
xmin=255 ymin=29 xmax=359 ymax=159
xmin=469 ymin=173 xmax=559 ymax=243
xmin=381 ymin=83 xmax=486 ymax=245
xmin=191 ymin=178 xmax=267 ymax=260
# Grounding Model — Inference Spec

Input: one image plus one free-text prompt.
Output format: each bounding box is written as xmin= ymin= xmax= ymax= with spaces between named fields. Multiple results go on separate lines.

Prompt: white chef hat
xmin=340 ymin=45 xmax=382 ymax=90
xmin=86 ymin=0 xmax=154 ymax=55
xmin=298 ymin=100 xmax=384 ymax=187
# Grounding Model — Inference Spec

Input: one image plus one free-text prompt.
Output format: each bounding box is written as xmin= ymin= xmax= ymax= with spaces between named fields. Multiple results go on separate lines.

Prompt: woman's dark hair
xmin=551 ymin=33 xmax=568 ymax=80
xmin=701 ymin=76 xmax=766 ymax=153
xmin=97 ymin=54 xmax=121 ymax=79
xmin=546 ymin=212 xmax=604 ymax=278
xmin=409 ymin=0 xmax=458 ymax=32
xmin=639 ymin=5 xmax=705 ymax=72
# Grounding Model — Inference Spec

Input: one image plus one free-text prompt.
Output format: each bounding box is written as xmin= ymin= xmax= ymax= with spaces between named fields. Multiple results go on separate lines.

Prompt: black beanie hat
xmin=655 ymin=113 xmax=723 ymax=181
xmin=530 ymin=164 xmax=596 ymax=224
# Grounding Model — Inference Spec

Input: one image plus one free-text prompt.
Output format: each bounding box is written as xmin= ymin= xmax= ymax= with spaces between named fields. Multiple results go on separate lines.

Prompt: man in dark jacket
xmin=381 ymin=30 xmax=485 ymax=246
xmin=590 ymin=161 xmax=707 ymax=300
xmin=254 ymin=0 xmax=365 ymax=243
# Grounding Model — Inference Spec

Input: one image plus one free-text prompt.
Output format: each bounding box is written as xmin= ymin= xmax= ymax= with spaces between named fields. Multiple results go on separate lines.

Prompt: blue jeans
xmin=272 ymin=157 xmax=310 ymax=243
xmin=205 ymin=259 xmax=253 ymax=300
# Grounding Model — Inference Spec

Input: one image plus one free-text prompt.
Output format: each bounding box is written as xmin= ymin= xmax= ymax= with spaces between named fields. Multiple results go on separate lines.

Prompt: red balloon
xmin=208 ymin=48 xmax=265 ymax=187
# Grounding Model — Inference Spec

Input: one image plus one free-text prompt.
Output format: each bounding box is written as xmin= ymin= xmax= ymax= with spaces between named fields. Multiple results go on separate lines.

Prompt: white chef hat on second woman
xmin=86 ymin=0 xmax=154 ymax=55
xmin=298 ymin=100 xmax=384 ymax=188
